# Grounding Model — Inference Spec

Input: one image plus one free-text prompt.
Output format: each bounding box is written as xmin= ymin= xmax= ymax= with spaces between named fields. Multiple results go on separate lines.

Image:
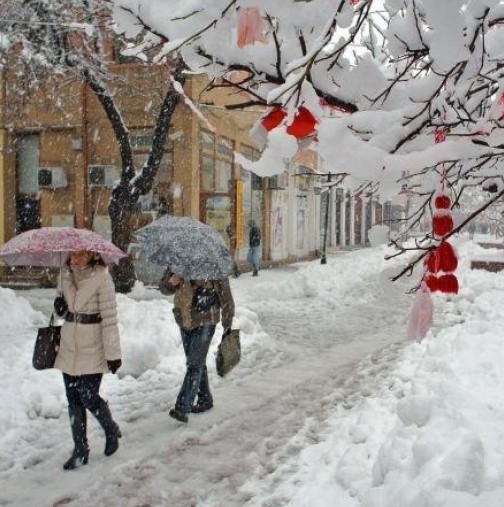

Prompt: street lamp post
xmin=320 ymin=173 xmax=332 ymax=264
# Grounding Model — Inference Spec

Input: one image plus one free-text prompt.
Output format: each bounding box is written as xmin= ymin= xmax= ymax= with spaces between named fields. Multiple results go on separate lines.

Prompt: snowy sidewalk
xmin=0 ymin=246 xmax=410 ymax=506
xmin=2 ymin=238 xmax=504 ymax=506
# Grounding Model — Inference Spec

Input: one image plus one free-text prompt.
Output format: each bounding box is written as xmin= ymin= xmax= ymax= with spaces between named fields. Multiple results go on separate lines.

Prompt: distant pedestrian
xmin=159 ymin=269 xmax=235 ymax=423
xmin=247 ymin=219 xmax=261 ymax=276
xmin=54 ymin=250 xmax=122 ymax=470
xmin=157 ymin=196 xmax=169 ymax=216
xmin=226 ymin=224 xmax=241 ymax=278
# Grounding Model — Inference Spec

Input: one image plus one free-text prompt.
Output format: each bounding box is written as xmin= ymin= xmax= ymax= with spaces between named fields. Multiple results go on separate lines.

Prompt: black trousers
xmin=63 ymin=373 xmax=104 ymax=412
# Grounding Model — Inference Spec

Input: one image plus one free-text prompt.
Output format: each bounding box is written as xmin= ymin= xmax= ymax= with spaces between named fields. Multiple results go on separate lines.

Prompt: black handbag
xmin=33 ymin=314 xmax=62 ymax=370
xmin=216 ymin=329 xmax=241 ymax=377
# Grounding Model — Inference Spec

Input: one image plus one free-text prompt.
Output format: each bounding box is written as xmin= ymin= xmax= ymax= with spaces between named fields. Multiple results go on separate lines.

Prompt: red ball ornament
xmin=437 ymin=242 xmax=458 ymax=272
xmin=424 ymin=274 xmax=438 ymax=292
xmin=434 ymin=194 xmax=451 ymax=209
xmin=424 ymin=250 xmax=439 ymax=273
xmin=426 ymin=242 xmax=458 ymax=273
xmin=261 ymin=107 xmax=287 ymax=131
xmin=432 ymin=213 xmax=453 ymax=237
xmin=286 ymin=106 xmax=318 ymax=139
xmin=260 ymin=106 xmax=318 ymax=140
xmin=436 ymin=273 xmax=459 ymax=295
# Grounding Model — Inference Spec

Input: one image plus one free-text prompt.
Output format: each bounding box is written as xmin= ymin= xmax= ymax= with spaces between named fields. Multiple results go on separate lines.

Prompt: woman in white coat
xmin=54 ymin=250 xmax=122 ymax=470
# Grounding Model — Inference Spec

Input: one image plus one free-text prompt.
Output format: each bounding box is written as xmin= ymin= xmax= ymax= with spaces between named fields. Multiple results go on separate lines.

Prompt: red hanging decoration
xmin=260 ymin=106 xmax=318 ymax=140
xmin=437 ymin=242 xmax=458 ymax=272
xmin=499 ymin=92 xmax=504 ymax=119
xmin=434 ymin=194 xmax=451 ymax=209
xmin=434 ymin=127 xmax=447 ymax=144
xmin=424 ymin=274 xmax=438 ymax=292
xmin=286 ymin=106 xmax=318 ymax=139
xmin=436 ymin=274 xmax=459 ymax=295
xmin=424 ymin=242 xmax=458 ymax=273
xmin=260 ymin=107 xmax=288 ymax=132
xmin=432 ymin=212 xmax=453 ymax=238
xmin=237 ymin=8 xmax=266 ymax=48
xmin=406 ymin=281 xmax=434 ymax=342
xmin=421 ymin=128 xmax=459 ymax=300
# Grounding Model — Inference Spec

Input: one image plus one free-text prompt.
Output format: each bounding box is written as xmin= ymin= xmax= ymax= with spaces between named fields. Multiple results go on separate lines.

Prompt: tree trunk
xmin=84 ymin=61 xmax=186 ymax=292
xmin=108 ymin=186 xmax=136 ymax=293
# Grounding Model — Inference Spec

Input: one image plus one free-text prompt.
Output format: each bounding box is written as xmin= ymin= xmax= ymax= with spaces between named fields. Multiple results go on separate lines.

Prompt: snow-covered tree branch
xmin=114 ymin=0 xmax=504 ymax=273
xmin=0 ymin=0 xmax=184 ymax=292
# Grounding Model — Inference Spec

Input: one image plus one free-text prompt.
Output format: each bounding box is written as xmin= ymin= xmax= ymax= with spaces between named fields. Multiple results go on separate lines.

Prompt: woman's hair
xmin=89 ymin=253 xmax=106 ymax=266
xmin=66 ymin=251 xmax=106 ymax=267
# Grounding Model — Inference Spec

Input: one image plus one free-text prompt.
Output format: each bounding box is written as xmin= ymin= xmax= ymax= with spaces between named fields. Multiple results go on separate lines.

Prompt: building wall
xmin=0 ymin=64 xmax=266 ymax=251
xmin=0 ymin=62 xmax=324 ymax=273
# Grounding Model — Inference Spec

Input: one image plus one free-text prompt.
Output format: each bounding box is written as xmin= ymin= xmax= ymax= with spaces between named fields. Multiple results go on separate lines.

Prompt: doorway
xmin=16 ymin=135 xmax=41 ymax=234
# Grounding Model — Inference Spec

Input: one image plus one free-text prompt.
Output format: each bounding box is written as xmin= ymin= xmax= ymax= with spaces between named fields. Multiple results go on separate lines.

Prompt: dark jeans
xmin=175 ymin=325 xmax=216 ymax=414
xmin=63 ymin=373 xmax=104 ymax=413
xmin=247 ymin=246 xmax=261 ymax=271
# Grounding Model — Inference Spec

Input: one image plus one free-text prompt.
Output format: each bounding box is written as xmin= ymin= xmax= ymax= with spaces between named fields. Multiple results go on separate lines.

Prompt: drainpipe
xmin=75 ymin=81 xmax=89 ymax=228
xmin=0 ymin=69 xmax=13 ymax=242
xmin=82 ymin=82 xmax=89 ymax=229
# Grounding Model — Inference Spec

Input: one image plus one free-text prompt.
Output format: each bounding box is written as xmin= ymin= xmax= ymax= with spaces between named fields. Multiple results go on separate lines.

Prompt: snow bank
xmin=259 ymin=238 xmax=504 ymax=507
xmin=0 ymin=283 xmax=275 ymax=473
xmin=0 ymin=286 xmax=44 ymax=333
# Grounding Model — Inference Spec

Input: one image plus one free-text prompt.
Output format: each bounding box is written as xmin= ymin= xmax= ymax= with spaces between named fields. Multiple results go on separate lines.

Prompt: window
xmin=199 ymin=130 xmax=234 ymax=192
xmin=201 ymin=157 xmax=215 ymax=191
xmin=131 ymin=134 xmax=154 ymax=148
xmin=200 ymin=131 xmax=215 ymax=153
xmin=131 ymin=131 xmax=173 ymax=150
xmin=215 ymin=159 xmax=232 ymax=192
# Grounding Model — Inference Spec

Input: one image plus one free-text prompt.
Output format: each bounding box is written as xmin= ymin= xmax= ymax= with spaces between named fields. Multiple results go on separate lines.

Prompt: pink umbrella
xmin=0 ymin=227 xmax=127 ymax=266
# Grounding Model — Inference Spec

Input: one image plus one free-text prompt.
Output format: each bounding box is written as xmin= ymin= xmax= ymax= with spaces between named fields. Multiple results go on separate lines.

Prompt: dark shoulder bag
xmin=33 ymin=314 xmax=61 ymax=370
xmin=216 ymin=329 xmax=241 ymax=377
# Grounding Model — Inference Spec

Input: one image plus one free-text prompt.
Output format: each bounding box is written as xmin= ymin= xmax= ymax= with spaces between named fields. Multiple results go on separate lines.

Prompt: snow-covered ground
xmin=0 ymin=235 xmax=503 ymax=507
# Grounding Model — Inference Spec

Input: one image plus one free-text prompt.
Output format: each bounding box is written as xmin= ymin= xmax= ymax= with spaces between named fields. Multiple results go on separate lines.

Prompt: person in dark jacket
xmin=159 ymin=269 xmax=235 ymax=423
xmin=247 ymin=219 xmax=261 ymax=276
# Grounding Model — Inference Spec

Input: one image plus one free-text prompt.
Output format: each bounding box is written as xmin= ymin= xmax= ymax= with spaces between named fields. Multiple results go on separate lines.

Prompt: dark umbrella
xmin=135 ymin=216 xmax=234 ymax=280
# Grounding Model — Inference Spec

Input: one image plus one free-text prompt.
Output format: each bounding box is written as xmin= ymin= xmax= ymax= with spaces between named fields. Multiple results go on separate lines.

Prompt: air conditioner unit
xmin=88 ymin=165 xmax=120 ymax=188
xmin=38 ymin=167 xmax=68 ymax=189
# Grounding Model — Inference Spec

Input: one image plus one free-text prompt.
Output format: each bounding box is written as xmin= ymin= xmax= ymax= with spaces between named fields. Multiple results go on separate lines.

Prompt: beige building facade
xmin=0 ymin=62 xmax=324 ymax=284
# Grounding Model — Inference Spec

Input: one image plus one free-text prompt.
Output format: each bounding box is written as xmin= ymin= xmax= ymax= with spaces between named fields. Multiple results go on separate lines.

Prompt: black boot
xmin=90 ymin=399 xmax=122 ymax=456
xmin=253 ymin=269 xmax=258 ymax=276
xmin=192 ymin=366 xmax=213 ymax=413
xmin=63 ymin=404 xmax=89 ymax=470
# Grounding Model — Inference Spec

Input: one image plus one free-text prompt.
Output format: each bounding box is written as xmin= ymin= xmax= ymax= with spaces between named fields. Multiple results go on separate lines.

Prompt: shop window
xmin=252 ymin=173 xmax=263 ymax=191
xmin=241 ymin=144 xmax=260 ymax=161
xmin=200 ymin=131 xmax=215 ymax=153
xmin=201 ymin=156 xmax=215 ymax=190
xmin=215 ymin=159 xmax=232 ymax=192
xmin=217 ymin=139 xmax=234 ymax=158
xmin=205 ymin=195 xmax=232 ymax=240
xmin=200 ymin=130 xmax=234 ymax=193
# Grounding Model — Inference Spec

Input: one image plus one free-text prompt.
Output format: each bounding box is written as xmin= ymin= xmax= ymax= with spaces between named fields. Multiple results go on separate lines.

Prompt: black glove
xmin=54 ymin=296 xmax=68 ymax=317
xmin=223 ymin=328 xmax=231 ymax=337
xmin=107 ymin=359 xmax=122 ymax=374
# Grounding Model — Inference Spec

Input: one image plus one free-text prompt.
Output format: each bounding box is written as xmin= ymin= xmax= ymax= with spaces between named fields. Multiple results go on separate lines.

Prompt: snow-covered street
xmin=1 ymin=238 xmax=504 ymax=507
